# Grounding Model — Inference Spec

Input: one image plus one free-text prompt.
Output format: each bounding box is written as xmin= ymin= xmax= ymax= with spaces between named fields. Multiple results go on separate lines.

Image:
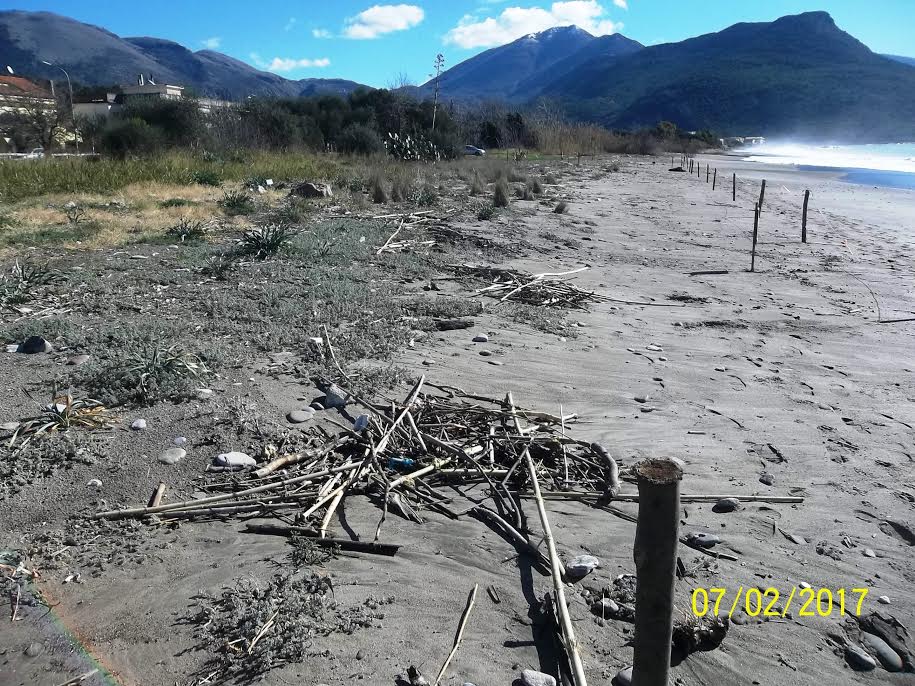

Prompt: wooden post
xmin=732 ymin=173 xmax=736 ymax=201
xmin=712 ymin=168 xmax=717 ymax=190
xmin=751 ymin=202 xmax=759 ymax=272
xmin=801 ymin=189 xmax=810 ymax=243
xmin=758 ymin=179 xmax=766 ymax=213
xmin=632 ymin=458 xmax=683 ymax=686
xmin=706 ymin=164 xmax=709 ymax=183
xmin=697 ymin=162 xmax=700 ymax=179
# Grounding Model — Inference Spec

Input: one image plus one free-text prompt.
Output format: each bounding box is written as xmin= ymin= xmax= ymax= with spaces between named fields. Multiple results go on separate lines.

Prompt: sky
xmin=3 ymin=0 xmax=914 ymax=87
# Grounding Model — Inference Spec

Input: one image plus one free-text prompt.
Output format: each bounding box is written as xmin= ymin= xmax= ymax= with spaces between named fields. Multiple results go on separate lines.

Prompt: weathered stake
xmin=706 ymin=164 xmax=709 ymax=183
xmin=750 ymin=202 xmax=759 ymax=272
xmin=732 ymin=172 xmax=736 ymax=201
xmin=632 ymin=458 xmax=683 ymax=686
xmin=712 ymin=168 xmax=717 ymax=190
xmin=758 ymin=179 xmax=766 ymax=213
xmin=802 ymin=189 xmax=810 ymax=243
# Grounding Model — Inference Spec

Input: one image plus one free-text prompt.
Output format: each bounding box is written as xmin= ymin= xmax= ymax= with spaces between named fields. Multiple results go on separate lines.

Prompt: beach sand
xmin=2 ymin=155 xmax=913 ymax=685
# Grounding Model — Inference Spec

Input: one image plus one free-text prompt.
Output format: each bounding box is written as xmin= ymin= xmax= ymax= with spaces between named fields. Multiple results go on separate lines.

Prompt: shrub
xmin=219 ymin=190 xmax=255 ymax=216
xmin=517 ymin=183 xmax=534 ymax=201
xmin=390 ymin=170 xmax=415 ymax=202
xmin=192 ymin=169 xmax=222 ymax=187
xmin=159 ymin=198 xmax=193 ymax=208
xmin=493 ymin=179 xmax=510 ymax=208
xmin=239 ymin=224 xmax=296 ymax=258
xmin=166 ymin=217 xmax=208 ymax=242
xmin=338 ymin=124 xmax=385 ymax=156
xmin=530 ymin=177 xmax=543 ymax=194
xmin=202 ymin=251 xmax=236 ymax=280
xmin=370 ymin=172 xmax=388 ymax=204
xmin=415 ymin=183 xmax=437 ymax=207
xmin=554 ymin=200 xmax=569 ymax=214
xmin=469 ymin=172 xmax=484 ymax=196
xmin=99 ymin=118 xmax=163 ymax=159
xmin=477 ymin=203 xmax=495 ymax=221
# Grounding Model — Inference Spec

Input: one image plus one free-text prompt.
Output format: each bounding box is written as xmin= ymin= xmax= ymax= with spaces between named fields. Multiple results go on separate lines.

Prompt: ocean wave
xmin=737 ymin=142 xmax=915 ymax=174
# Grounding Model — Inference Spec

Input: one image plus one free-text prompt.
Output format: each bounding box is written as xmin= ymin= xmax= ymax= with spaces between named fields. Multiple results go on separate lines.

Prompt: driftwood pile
xmin=453 ymin=264 xmax=606 ymax=309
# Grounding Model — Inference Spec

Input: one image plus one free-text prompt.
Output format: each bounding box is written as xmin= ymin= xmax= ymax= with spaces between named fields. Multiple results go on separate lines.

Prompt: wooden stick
xmin=92 ymin=461 xmax=362 ymax=519
xmin=52 ymin=670 xmax=99 ymax=686
xmin=376 ymin=217 xmax=404 ymax=254
xmin=632 ymin=458 xmax=682 ymax=686
xmin=758 ymin=179 xmax=766 ymax=213
xmin=433 ymin=584 xmax=479 ymax=686
xmin=712 ymin=168 xmax=717 ymax=190
xmin=471 ymin=506 xmax=553 ymax=571
xmin=802 ymin=189 xmax=810 ymax=243
xmin=147 ymin=482 xmax=165 ymax=508
xmin=689 ymin=269 xmax=729 ymax=276
xmin=523 ymin=447 xmax=588 ymax=686
xmin=732 ymin=172 xmax=736 ymax=201
xmin=320 ymin=490 xmax=344 ymax=538
xmin=244 ymin=523 xmax=400 ymax=555
xmin=706 ymin=164 xmax=709 ymax=183
xmin=750 ymin=202 xmax=759 ymax=272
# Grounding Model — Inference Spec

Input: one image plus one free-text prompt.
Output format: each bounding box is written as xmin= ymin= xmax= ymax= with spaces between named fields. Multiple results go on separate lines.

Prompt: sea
xmin=738 ymin=142 xmax=915 ymax=190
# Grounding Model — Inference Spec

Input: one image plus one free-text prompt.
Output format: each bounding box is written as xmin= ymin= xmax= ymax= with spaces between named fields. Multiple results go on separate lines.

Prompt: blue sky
xmin=4 ymin=1 xmax=914 ymax=86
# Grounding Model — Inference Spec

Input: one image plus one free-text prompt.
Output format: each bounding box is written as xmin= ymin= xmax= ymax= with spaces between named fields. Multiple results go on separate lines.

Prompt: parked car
xmin=22 ymin=147 xmax=44 ymax=159
xmin=463 ymin=145 xmax=486 ymax=156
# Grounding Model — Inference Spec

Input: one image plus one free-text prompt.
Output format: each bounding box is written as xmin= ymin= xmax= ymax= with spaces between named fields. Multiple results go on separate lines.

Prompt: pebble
xmin=67 ymin=354 xmax=91 ymax=366
xmin=591 ymin=597 xmax=619 ymax=616
xmin=354 ymin=414 xmax=369 ymax=432
xmin=472 ymin=334 xmax=489 ymax=343
xmin=478 ymin=350 xmax=492 ymax=357
xmin=0 ymin=421 xmax=20 ymax=432
xmin=422 ymin=359 xmax=435 ymax=366
xmin=24 ymin=642 xmax=44 ymax=658
xmin=287 ymin=409 xmax=314 ymax=423
xmin=844 ymin=643 xmax=877 ymax=671
xmin=17 ymin=335 xmax=52 ymax=354
xmin=131 ymin=418 xmax=147 ymax=431
xmin=759 ymin=472 xmax=775 ymax=486
xmin=658 ymin=356 xmax=668 ymax=362
xmin=799 ymin=582 xmax=811 ymax=589
xmin=174 ymin=436 xmax=187 ymax=446
xmin=87 ymin=478 xmax=102 ymax=488
xmin=323 ymin=384 xmax=348 ymax=409
xmin=685 ymin=532 xmax=720 ymax=548
xmin=567 ymin=554 xmax=600 ymax=577
xmin=215 ymin=451 xmax=256 ymax=469
xmin=613 ymin=666 xmax=633 ymax=686
xmin=521 ymin=669 xmax=556 ymax=686
xmin=861 ymin=632 xmax=903 ymax=671
xmin=487 ymin=360 xmax=504 ymax=366
xmin=877 ymin=595 xmax=891 ymax=604
xmin=197 ymin=388 xmax=214 ymax=400
xmin=713 ymin=497 xmax=741 ymax=513
xmin=863 ymin=548 xmax=876 ymax=558
xmin=646 ymin=344 xmax=663 ymax=352
xmin=355 ymin=649 xmax=365 ymax=660
xmin=158 ymin=447 xmax=186 ymax=465
xmin=634 ymin=394 xmax=649 ymax=403
xmin=310 ymin=401 xmax=325 ymax=411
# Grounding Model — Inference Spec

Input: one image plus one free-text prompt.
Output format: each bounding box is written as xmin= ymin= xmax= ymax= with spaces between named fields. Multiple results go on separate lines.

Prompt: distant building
xmin=120 ymin=74 xmax=184 ymax=101
xmin=721 ymin=135 xmax=767 ymax=148
xmin=73 ymin=76 xmax=230 ymax=120
xmin=0 ymin=75 xmax=55 ymax=114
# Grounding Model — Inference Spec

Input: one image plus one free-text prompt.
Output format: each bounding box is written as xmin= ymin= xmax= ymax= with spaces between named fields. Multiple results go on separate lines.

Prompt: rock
xmin=24 ymin=642 xmax=44 ymax=657
xmin=799 ymin=582 xmax=811 ymax=589
xmin=759 ymin=472 xmax=775 ymax=486
xmin=355 ymin=649 xmax=365 ymax=660
xmin=472 ymin=334 xmax=489 ymax=343
xmin=158 ymin=448 xmax=186 ymax=465
xmin=18 ymin=335 xmax=52 ymax=354
xmin=864 ymin=548 xmax=876 ymax=558
xmin=862 ymin=631 xmax=904 ymax=671
xmin=215 ymin=451 xmax=256 ymax=469
xmin=567 ymin=554 xmax=600 ymax=577
xmin=878 ymin=595 xmax=891 ymax=604
xmin=5 ymin=344 xmax=18 ymax=353
xmin=87 ymin=478 xmax=102 ymax=488
xmin=196 ymin=388 xmax=214 ymax=400
xmin=422 ymin=359 xmax=435 ymax=366
xmin=521 ymin=669 xmax=556 ymax=686
xmin=67 ymin=354 xmax=91 ymax=366
xmin=287 ymin=409 xmax=314 ymax=423
xmin=685 ymin=532 xmax=720 ymax=548
xmin=0 ymin=421 xmax=20 ymax=432
xmin=290 ymin=181 xmax=332 ymax=198
xmin=646 ymin=344 xmax=663 ymax=352
xmin=322 ymin=383 xmax=348 ymax=409
xmin=354 ymin=414 xmax=369 ymax=432
xmin=844 ymin=643 xmax=877 ymax=671
xmin=713 ymin=497 xmax=741 ymax=513
xmin=131 ymin=418 xmax=147 ymax=431
xmin=310 ymin=401 xmax=325 ymax=411
xmin=487 ymin=360 xmax=504 ymax=366
xmin=174 ymin=436 xmax=187 ymax=446
xmin=612 ymin=666 xmax=633 ymax=686
xmin=591 ymin=598 xmax=620 ymax=617
xmin=478 ymin=349 xmax=492 ymax=357
xmin=634 ymin=394 xmax=649 ymax=403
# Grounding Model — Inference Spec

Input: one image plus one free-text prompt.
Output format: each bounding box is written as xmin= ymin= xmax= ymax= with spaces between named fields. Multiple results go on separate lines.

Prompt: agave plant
xmin=9 ymin=393 xmax=112 ymax=447
xmin=238 ymin=224 xmax=296 ymax=259
xmin=126 ymin=344 xmax=210 ymax=401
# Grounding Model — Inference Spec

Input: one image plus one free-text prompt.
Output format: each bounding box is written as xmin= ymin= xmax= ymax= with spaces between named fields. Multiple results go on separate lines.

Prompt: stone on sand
xmin=67 ymin=354 xmax=91 ymax=366
xmin=861 ymin=631 xmax=903 ymax=671
xmin=323 ymin=383 xmax=348 ymax=409
xmin=472 ymin=334 xmax=488 ymax=343
xmin=131 ymin=418 xmax=147 ymax=431
xmin=18 ymin=336 xmax=52 ymax=354
xmin=567 ymin=554 xmax=600 ymax=577
xmin=685 ymin=532 xmax=720 ymax=548
xmin=159 ymin=448 xmax=186 ymax=465
xmin=215 ymin=451 xmax=256 ymax=469
xmin=287 ymin=409 xmax=314 ymax=423
xmin=844 ymin=643 xmax=877 ymax=670
xmin=613 ymin=666 xmax=633 ymax=686
xmin=521 ymin=669 xmax=556 ymax=686
xmin=0 ymin=421 xmax=19 ymax=432
xmin=713 ymin=497 xmax=741 ymax=513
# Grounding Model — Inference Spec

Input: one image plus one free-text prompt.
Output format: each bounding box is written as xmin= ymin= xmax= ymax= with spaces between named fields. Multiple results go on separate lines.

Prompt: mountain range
xmin=2 ymin=9 xmax=915 ymax=141
xmin=0 ymin=10 xmax=362 ymax=99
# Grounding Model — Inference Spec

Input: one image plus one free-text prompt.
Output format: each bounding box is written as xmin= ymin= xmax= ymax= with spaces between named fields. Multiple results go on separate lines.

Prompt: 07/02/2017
xmin=691 ymin=587 xmax=870 ymax=619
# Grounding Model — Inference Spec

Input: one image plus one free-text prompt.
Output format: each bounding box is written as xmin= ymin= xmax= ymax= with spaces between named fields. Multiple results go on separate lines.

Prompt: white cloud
xmin=613 ymin=0 xmax=628 ymax=8
xmin=312 ymin=28 xmax=332 ymax=38
xmin=284 ymin=17 xmax=297 ymax=31
xmin=201 ymin=36 xmax=222 ymax=49
xmin=445 ymin=1 xmax=623 ymax=49
xmin=250 ymin=53 xmax=331 ymax=73
xmin=343 ymin=4 xmax=424 ymax=39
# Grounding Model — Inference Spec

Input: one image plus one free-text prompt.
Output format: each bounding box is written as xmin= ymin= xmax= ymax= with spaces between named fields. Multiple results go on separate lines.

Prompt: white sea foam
xmin=738 ymin=142 xmax=915 ymax=174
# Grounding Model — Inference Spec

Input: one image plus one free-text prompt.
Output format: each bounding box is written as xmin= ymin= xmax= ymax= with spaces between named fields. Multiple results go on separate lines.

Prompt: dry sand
xmin=2 ymin=154 xmax=914 ymax=685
